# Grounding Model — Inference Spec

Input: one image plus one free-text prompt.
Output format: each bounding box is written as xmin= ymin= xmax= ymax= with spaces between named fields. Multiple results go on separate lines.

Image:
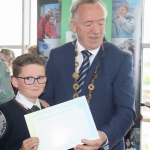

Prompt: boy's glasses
xmin=16 ymin=76 xmax=47 ymax=85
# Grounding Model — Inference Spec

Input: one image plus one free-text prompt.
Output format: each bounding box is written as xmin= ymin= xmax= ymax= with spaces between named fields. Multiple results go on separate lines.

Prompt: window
xmin=141 ymin=0 xmax=150 ymax=118
xmin=0 ymin=0 xmax=37 ymax=56
xmin=0 ymin=0 xmax=22 ymax=46
xmin=30 ymin=0 xmax=37 ymax=45
xmin=141 ymin=0 xmax=150 ymax=149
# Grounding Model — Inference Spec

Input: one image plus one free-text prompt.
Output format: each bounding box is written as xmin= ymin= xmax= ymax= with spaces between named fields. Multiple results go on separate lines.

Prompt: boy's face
xmin=118 ymin=6 xmax=128 ymax=17
xmin=12 ymin=64 xmax=46 ymax=103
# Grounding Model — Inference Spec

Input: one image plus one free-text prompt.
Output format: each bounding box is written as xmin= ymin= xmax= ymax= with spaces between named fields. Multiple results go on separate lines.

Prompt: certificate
xmin=24 ymin=96 xmax=99 ymax=150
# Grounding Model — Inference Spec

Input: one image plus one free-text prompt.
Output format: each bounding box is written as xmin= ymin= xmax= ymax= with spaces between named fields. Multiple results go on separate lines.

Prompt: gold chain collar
xmin=72 ymin=39 xmax=108 ymax=104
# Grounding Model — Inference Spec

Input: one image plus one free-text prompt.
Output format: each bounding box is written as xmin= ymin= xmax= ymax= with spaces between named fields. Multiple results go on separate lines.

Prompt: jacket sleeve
xmin=120 ymin=17 xmax=135 ymax=34
xmin=45 ymin=23 xmax=53 ymax=38
xmin=100 ymin=52 xmax=136 ymax=149
xmin=39 ymin=49 xmax=55 ymax=105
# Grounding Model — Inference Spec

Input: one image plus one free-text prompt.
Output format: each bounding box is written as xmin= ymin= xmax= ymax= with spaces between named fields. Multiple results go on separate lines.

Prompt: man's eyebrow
xmin=99 ymin=19 xmax=105 ymax=21
xmin=85 ymin=18 xmax=106 ymax=22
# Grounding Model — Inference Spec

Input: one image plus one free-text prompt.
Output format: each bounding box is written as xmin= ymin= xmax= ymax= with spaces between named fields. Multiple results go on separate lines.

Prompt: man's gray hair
xmin=70 ymin=0 xmax=108 ymax=22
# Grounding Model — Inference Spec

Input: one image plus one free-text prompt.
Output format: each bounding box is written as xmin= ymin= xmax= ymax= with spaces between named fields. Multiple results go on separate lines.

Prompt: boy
xmin=0 ymin=54 xmax=47 ymax=150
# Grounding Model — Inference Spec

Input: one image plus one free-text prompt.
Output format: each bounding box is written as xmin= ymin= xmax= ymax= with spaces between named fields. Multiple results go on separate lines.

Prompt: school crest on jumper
xmin=0 ymin=111 xmax=7 ymax=138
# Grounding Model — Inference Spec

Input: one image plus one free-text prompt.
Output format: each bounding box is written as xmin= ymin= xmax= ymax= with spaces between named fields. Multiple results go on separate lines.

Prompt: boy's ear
xmin=11 ymin=76 xmax=19 ymax=88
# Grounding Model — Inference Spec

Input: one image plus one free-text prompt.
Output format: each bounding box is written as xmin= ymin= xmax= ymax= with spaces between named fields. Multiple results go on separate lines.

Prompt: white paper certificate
xmin=24 ymin=96 xmax=99 ymax=150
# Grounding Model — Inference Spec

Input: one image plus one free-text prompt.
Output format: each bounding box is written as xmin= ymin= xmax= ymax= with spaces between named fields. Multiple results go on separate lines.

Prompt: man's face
xmin=118 ymin=6 xmax=128 ymax=17
xmin=47 ymin=8 xmax=52 ymax=16
xmin=70 ymin=2 xmax=106 ymax=50
xmin=12 ymin=64 xmax=46 ymax=102
xmin=55 ymin=11 xmax=61 ymax=23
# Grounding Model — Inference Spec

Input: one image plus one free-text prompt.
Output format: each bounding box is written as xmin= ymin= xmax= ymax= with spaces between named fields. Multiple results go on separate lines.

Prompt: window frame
xmin=0 ymin=0 xmax=37 ymax=55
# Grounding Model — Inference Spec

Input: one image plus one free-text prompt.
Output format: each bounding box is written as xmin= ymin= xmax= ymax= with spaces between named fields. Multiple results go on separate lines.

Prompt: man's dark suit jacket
xmin=40 ymin=39 xmax=136 ymax=150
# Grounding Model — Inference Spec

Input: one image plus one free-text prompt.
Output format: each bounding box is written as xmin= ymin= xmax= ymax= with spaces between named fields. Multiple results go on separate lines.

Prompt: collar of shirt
xmin=76 ymin=40 xmax=100 ymax=73
xmin=15 ymin=91 xmax=41 ymax=110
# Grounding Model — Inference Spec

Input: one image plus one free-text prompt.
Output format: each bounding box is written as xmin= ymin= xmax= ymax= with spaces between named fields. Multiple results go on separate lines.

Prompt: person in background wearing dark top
xmin=39 ymin=0 xmax=135 ymax=149
xmin=45 ymin=15 xmax=57 ymax=39
xmin=125 ymin=138 xmax=137 ymax=150
xmin=27 ymin=45 xmax=38 ymax=55
xmin=37 ymin=8 xmax=53 ymax=41
xmin=0 ymin=54 xmax=47 ymax=150
xmin=112 ymin=2 xmax=135 ymax=38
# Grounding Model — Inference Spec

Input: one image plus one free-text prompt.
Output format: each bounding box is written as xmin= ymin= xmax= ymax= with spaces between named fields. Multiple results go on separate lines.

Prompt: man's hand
xmin=39 ymin=100 xmax=50 ymax=108
xmin=74 ymin=131 xmax=107 ymax=150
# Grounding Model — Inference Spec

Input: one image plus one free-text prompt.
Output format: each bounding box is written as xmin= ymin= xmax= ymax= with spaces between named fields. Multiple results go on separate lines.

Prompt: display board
xmin=37 ymin=0 xmax=112 ymax=63
xmin=111 ymin=0 xmax=142 ymax=149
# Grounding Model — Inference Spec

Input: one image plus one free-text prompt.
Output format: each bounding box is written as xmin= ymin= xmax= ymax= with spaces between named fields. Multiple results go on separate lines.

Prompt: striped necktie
xmin=31 ymin=105 xmax=40 ymax=112
xmin=77 ymin=50 xmax=92 ymax=94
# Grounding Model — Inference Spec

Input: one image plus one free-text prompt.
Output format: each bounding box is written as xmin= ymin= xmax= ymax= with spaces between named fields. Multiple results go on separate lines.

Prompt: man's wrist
xmin=98 ymin=131 xmax=109 ymax=149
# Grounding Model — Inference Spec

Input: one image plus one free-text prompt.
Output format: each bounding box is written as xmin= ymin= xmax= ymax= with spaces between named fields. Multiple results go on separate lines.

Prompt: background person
xmin=27 ymin=45 xmax=38 ymax=55
xmin=0 ymin=48 xmax=15 ymax=75
xmin=125 ymin=138 xmax=137 ymax=150
xmin=45 ymin=15 xmax=57 ymax=39
xmin=0 ymin=48 xmax=18 ymax=94
xmin=40 ymin=0 xmax=136 ymax=149
xmin=0 ymin=61 xmax=15 ymax=104
xmin=112 ymin=2 xmax=135 ymax=38
xmin=37 ymin=8 xmax=53 ymax=41
xmin=54 ymin=10 xmax=61 ymax=38
xmin=0 ymin=54 xmax=47 ymax=149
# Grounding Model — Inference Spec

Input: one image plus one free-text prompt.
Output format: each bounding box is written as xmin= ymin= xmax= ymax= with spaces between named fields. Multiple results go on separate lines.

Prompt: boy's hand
xmin=20 ymin=137 xmax=39 ymax=150
xmin=40 ymin=100 xmax=50 ymax=108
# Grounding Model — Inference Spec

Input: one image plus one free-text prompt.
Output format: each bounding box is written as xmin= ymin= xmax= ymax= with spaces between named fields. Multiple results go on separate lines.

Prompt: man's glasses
xmin=17 ymin=76 xmax=47 ymax=85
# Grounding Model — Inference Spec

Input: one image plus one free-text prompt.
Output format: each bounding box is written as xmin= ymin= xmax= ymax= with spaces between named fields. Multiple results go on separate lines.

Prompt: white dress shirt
xmin=75 ymin=40 xmax=100 ymax=73
xmin=15 ymin=91 xmax=41 ymax=110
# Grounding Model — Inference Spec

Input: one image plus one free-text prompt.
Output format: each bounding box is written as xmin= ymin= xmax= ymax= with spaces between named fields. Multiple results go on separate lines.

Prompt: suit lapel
xmin=65 ymin=42 xmax=76 ymax=96
xmin=63 ymin=39 xmax=110 ymax=97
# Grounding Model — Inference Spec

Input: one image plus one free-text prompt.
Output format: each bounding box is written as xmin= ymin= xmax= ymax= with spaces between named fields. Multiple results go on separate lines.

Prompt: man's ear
xmin=11 ymin=76 xmax=19 ymax=88
xmin=70 ymin=21 xmax=77 ymax=33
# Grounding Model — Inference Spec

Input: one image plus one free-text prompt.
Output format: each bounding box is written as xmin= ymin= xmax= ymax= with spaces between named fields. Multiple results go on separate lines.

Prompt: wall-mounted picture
xmin=112 ymin=0 xmax=140 ymax=38
xmin=37 ymin=1 xmax=61 ymax=64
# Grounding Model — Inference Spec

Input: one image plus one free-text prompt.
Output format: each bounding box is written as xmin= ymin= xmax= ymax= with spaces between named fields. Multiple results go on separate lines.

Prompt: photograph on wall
xmin=112 ymin=0 xmax=141 ymax=38
xmin=112 ymin=38 xmax=135 ymax=65
xmin=37 ymin=0 xmax=61 ymax=64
